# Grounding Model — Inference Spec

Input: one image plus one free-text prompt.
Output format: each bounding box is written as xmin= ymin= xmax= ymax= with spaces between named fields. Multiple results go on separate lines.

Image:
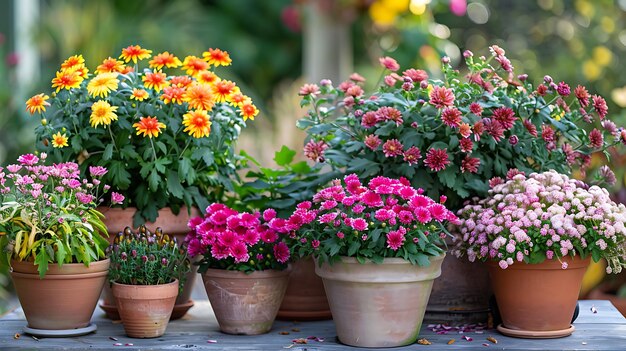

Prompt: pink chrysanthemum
xmin=429 ymin=86 xmax=455 ymax=109
xmin=523 ymin=119 xmax=538 ymax=137
xmin=379 ymin=56 xmax=400 ymax=71
xmin=461 ymin=156 xmax=480 ymax=173
xmin=304 ymin=140 xmax=328 ymax=162
xmin=350 ymin=218 xmax=368 ymax=231
xmin=382 ymin=139 xmax=404 ymax=157
xmin=423 ymin=148 xmax=450 ymax=172
xmin=414 ymin=207 xmax=432 ymax=223
xmin=361 ymin=111 xmax=379 ymax=128
xmin=459 ymin=137 xmax=474 ymax=153
xmin=377 ymin=106 xmax=403 ymax=125
xmin=485 ymin=120 xmax=504 ymax=142
xmin=428 ymin=203 xmax=448 ymax=221
xmin=491 ymin=107 xmax=516 ymax=130
xmin=230 ymin=242 xmax=250 ymax=263
xmin=441 ymin=107 xmax=462 ymax=128
xmin=361 ymin=191 xmax=384 ymax=207
xmin=575 ymin=85 xmax=590 ymax=107
xmin=403 ymin=146 xmax=422 ymax=166
xmin=556 ymin=82 xmax=571 ymax=97
xmin=364 ymin=134 xmax=382 ymax=150
xmin=386 ymin=230 xmax=405 ymax=250
xmin=589 ymin=128 xmax=604 ymax=148
xmin=261 ymin=230 xmax=279 ymax=243
xmin=542 ymin=124 xmax=555 ymax=143
xmin=592 ymin=95 xmax=608 ymax=119
xmin=273 ymin=242 xmax=290 ymax=263
xmin=299 ymin=83 xmax=320 ymax=96
xmin=403 ymin=68 xmax=428 ymax=82
xmin=469 ymin=102 xmax=483 ymax=116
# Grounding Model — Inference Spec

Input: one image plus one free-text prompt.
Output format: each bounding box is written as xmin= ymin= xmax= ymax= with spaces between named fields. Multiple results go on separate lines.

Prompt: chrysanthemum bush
xmin=0 ymin=153 xmax=124 ymax=277
xmin=297 ymin=44 xmax=623 ymax=211
xmin=289 ymin=174 xmax=457 ymax=266
xmin=186 ymin=203 xmax=292 ymax=273
xmin=453 ymin=171 xmax=626 ymax=273
xmin=26 ymin=45 xmax=259 ymax=224
xmin=107 ymin=225 xmax=189 ymax=287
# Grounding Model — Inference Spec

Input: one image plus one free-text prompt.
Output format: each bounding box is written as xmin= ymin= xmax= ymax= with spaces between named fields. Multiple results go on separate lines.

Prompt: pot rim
xmin=202 ymin=265 xmax=292 ymax=279
xmin=316 ymin=253 xmax=446 ymax=266
xmin=486 ymin=256 xmax=591 ymax=271
xmin=111 ymin=278 xmax=179 ymax=289
xmin=10 ymin=258 xmax=111 ymax=276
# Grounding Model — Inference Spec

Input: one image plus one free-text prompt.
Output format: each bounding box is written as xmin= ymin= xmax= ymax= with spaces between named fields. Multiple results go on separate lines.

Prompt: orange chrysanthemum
xmin=169 ymin=75 xmax=193 ymax=88
xmin=51 ymin=69 xmax=84 ymax=92
xmin=149 ymin=52 xmax=182 ymax=70
xmin=212 ymin=79 xmax=238 ymax=103
xmin=142 ymin=70 xmax=169 ymax=93
xmin=51 ymin=132 xmax=69 ymax=148
xmin=120 ymin=66 xmax=134 ymax=74
xmin=240 ymin=101 xmax=259 ymax=121
xmin=197 ymin=70 xmax=218 ymax=85
xmin=161 ymin=86 xmax=186 ymax=105
xmin=25 ymin=93 xmax=50 ymax=114
xmin=228 ymin=92 xmax=250 ymax=109
xmin=202 ymin=48 xmax=232 ymax=67
xmin=60 ymin=54 xmax=85 ymax=71
xmin=133 ymin=116 xmax=166 ymax=138
xmin=184 ymin=83 xmax=215 ymax=111
xmin=130 ymin=88 xmax=149 ymax=101
xmin=182 ymin=110 xmax=212 ymax=138
xmin=181 ymin=56 xmax=209 ymax=77
xmin=96 ymin=57 xmax=126 ymax=74
xmin=119 ymin=45 xmax=152 ymax=64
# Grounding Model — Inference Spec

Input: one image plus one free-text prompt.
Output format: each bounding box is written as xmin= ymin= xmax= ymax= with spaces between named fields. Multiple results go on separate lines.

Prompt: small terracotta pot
xmin=202 ymin=267 xmax=291 ymax=335
xmin=11 ymin=259 xmax=110 ymax=330
xmin=112 ymin=280 xmax=179 ymax=338
xmin=99 ymin=206 xmax=199 ymax=320
xmin=316 ymin=255 xmax=445 ymax=348
xmin=488 ymin=256 xmax=590 ymax=338
xmin=276 ymin=256 xmax=331 ymax=321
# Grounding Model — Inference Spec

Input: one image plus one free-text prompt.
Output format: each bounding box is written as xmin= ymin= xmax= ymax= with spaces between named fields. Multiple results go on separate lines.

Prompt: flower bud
xmin=121 ymin=252 xmax=128 ymax=261
xmin=420 ymin=81 xmax=428 ymax=89
xmin=543 ymin=75 xmax=553 ymax=83
xmin=509 ymin=135 xmax=519 ymax=146
xmin=463 ymin=50 xmax=473 ymax=58
xmin=141 ymin=255 xmax=148 ymax=263
xmin=517 ymin=74 xmax=528 ymax=82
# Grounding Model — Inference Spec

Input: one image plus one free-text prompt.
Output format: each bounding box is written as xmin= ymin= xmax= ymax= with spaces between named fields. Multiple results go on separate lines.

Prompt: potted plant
xmin=0 ymin=153 xmax=123 ymax=336
xmin=296 ymin=44 xmax=624 ymax=322
xmin=288 ymin=173 xmax=456 ymax=348
xmin=26 ymin=44 xmax=258 ymax=318
xmin=454 ymin=170 xmax=626 ymax=338
xmin=107 ymin=225 xmax=189 ymax=338
xmin=186 ymin=203 xmax=292 ymax=335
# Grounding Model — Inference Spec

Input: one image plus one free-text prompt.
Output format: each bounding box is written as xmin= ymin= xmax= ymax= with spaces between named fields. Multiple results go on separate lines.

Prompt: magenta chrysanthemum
xmin=441 ymin=107 xmax=462 ymax=128
xmin=382 ymin=139 xmax=404 ymax=157
xmin=423 ymin=148 xmax=450 ymax=172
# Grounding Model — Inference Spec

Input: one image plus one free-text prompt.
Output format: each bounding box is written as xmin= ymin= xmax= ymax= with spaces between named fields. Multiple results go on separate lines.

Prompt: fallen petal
xmin=113 ymin=343 xmax=123 ymax=346
xmin=279 ymin=331 xmax=290 ymax=335
xmin=207 ymin=340 xmax=217 ymax=343
xmin=482 ymin=343 xmax=490 ymax=347
xmin=125 ymin=343 xmax=133 ymax=346
xmin=463 ymin=335 xmax=473 ymax=341
xmin=487 ymin=336 xmax=498 ymax=344
xmin=591 ymin=306 xmax=598 ymax=313
xmin=109 ymin=337 xmax=119 ymax=341
xmin=292 ymin=338 xmax=308 ymax=344
xmin=447 ymin=339 xmax=456 ymax=345
xmin=417 ymin=338 xmax=432 ymax=345
xmin=13 ymin=333 xmax=20 ymax=340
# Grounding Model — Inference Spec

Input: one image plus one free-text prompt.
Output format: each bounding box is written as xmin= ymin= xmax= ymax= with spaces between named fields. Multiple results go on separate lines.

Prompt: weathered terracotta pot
xmin=11 ymin=259 xmax=110 ymax=330
xmin=202 ymin=267 xmax=291 ymax=335
xmin=99 ymin=206 xmax=199 ymax=320
xmin=112 ymin=280 xmax=178 ymax=338
xmin=316 ymin=255 xmax=445 ymax=348
xmin=488 ymin=256 xmax=590 ymax=338
xmin=277 ymin=256 xmax=331 ymax=321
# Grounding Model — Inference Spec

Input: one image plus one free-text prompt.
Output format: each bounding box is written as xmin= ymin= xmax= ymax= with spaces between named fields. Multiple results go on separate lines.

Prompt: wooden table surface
xmin=0 ymin=300 xmax=624 ymax=350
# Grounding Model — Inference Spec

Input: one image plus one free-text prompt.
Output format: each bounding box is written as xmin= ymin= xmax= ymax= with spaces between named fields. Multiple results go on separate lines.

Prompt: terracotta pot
xmin=488 ymin=256 xmax=590 ymax=338
xmin=10 ymin=259 xmax=110 ymax=330
xmin=316 ymin=255 xmax=445 ymax=348
xmin=276 ymin=256 xmax=331 ymax=321
xmin=202 ymin=267 xmax=291 ymax=335
xmin=99 ymin=206 xmax=200 ymax=320
xmin=112 ymin=280 xmax=178 ymax=338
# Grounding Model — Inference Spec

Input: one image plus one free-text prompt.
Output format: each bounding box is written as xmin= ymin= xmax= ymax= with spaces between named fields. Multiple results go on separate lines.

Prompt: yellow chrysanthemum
xmin=90 ymin=100 xmax=118 ymax=128
xmin=184 ymin=83 xmax=215 ymax=111
xmin=181 ymin=56 xmax=209 ymax=77
xmin=51 ymin=132 xmax=69 ymax=148
xmin=197 ymin=70 xmax=218 ymax=85
xmin=131 ymin=88 xmax=149 ymax=101
xmin=119 ymin=45 xmax=152 ymax=64
xmin=87 ymin=72 xmax=119 ymax=98
xmin=211 ymin=79 xmax=238 ymax=103
xmin=60 ymin=54 xmax=85 ymax=71
xmin=51 ymin=69 xmax=84 ymax=92
xmin=182 ymin=110 xmax=212 ymax=138
xmin=25 ymin=93 xmax=50 ymax=114
xmin=229 ymin=92 xmax=251 ymax=109
xmin=133 ymin=116 xmax=166 ymax=138
xmin=202 ymin=48 xmax=232 ymax=67
xmin=149 ymin=52 xmax=182 ymax=70
xmin=142 ymin=70 xmax=169 ymax=93
xmin=96 ymin=57 xmax=126 ymax=74
xmin=240 ymin=101 xmax=259 ymax=121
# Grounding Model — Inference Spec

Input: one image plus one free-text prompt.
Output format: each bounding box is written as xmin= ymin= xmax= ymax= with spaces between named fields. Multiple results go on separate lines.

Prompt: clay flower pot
xmin=112 ymin=280 xmax=179 ymax=338
xmin=277 ymin=256 xmax=331 ymax=321
xmin=315 ymin=255 xmax=445 ymax=348
xmin=202 ymin=267 xmax=291 ymax=335
xmin=488 ymin=256 xmax=590 ymax=338
xmin=99 ymin=206 xmax=199 ymax=320
xmin=10 ymin=259 xmax=110 ymax=331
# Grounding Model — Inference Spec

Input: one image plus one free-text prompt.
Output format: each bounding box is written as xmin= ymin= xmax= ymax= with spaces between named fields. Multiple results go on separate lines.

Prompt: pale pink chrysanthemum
xmin=429 ymin=86 xmax=455 ymax=109
xmin=364 ymin=134 xmax=382 ymax=150
xmin=403 ymin=146 xmax=421 ymax=166
xmin=361 ymin=111 xmax=379 ymax=128
xmin=111 ymin=192 xmax=125 ymax=204
xmin=402 ymin=68 xmax=428 ymax=82
xmin=382 ymin=139 xmax=404 ymax=158
xmin=299 ymin=83 xmax=320 ymax=96
xmin=379 ymin=56 xmax=400 ymax=71
xmin=441 ymin=107 xmax=462 ymax=128
xmin=89 ymin=166 xmax=108 ymax=177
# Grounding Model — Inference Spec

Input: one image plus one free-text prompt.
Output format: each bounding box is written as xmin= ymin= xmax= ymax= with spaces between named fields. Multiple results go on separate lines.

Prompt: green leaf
xmin=35 ymin=243 xmax=49 ymax=278
xmin=348 ymin=241 xmax=361 ymax=256
xmin=415 ymin=253 xmax=430 ymax=267
xmin=291 ymin=161 xmax=312 ymax=175
xmin=167 ymin=170 xmax=184 ymax=199
xmin=274 ymin=146 xmax=296 ymax=166
xmin=55 ymin=241 xmax=67 ymax=264
xmin=103 ymin=144 xmax=114 ymax=161
xmin=148 ymin=169 xmax=160 ymax=192
xmin=109 ymin=161 xmax=131 ymax=189
xmin=528 ymin=250 xmax=546 ymax=264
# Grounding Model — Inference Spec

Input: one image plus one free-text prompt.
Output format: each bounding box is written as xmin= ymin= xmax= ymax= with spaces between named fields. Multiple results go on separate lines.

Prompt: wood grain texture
xmin=0 ymin=300 xmax=624 ymax=350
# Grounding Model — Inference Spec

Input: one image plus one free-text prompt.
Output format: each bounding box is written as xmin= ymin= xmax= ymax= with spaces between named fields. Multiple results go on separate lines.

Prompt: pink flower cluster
xmin=454 ymin=171 xmax=626 ymax=273
xmin=186 ymin=204 xmax=291 ymax=270
xmin=293 ymin=174 xmax=458 ymax=257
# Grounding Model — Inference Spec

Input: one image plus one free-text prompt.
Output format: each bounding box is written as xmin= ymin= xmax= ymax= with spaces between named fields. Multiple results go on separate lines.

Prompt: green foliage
xmin=107 ymin=225 xmax=189 ymax=287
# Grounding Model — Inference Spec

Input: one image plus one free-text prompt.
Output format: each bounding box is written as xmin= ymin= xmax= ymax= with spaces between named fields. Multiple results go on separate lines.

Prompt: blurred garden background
xmin=2 ymin=0 xmax=626 ymax=314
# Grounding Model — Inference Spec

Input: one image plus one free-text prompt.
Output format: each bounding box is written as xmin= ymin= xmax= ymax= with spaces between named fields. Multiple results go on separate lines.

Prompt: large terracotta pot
xmin=112 ymin=280 xmax=178 ymax=338
xmin=277 ymin=256 xmax=331 ymax=321
xmin=316 ymin=254 xmax=445 ymax=348
xmin=202 ymin=267 xmax=291 ymax=335
xmin=11 ymin=259 xmax=110 ymax=330
xmin=488 ymin=256 xmax=590 ymax=338
xmin=99 ymin=206 xmax=199 ymax=320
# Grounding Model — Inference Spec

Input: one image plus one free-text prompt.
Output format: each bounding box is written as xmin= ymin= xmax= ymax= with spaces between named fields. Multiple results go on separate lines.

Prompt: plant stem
xmin=150 ymin=137 xmax=157 ymax=161
xmin=108 ymin=125 xmax=118 ymax=152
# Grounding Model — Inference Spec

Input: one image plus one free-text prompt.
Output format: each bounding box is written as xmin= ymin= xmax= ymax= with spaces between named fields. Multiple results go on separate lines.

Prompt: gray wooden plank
xmin=0 ymin=300 xmax=624 ymax=350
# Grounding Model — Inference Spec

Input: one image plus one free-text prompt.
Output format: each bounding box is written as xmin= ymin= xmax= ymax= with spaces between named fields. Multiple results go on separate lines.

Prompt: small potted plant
xmin=290 ymin=173 xmax=456 ymax=348
xmin=0 ymin=153 xmax=123 ymax=335
xmin=107 ymin=225 xmax=189 ymax=338
xmin=454 ymin=170 xmax=626 ymax=338
xmin=186 ymin=203 xmax=292 ymax=335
